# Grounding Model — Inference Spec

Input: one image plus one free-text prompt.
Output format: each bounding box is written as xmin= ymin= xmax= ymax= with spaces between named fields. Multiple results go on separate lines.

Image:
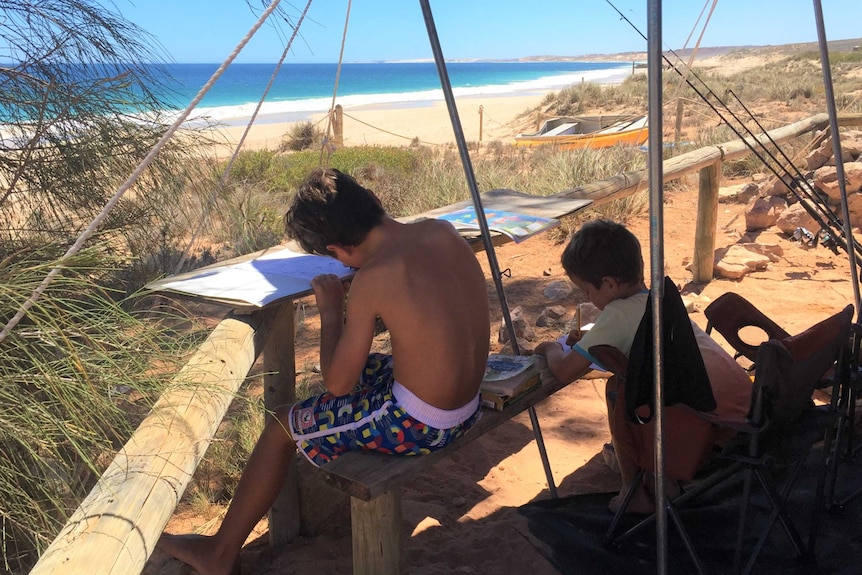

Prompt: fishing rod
xmin=725 ymin=88 xmax=858 ymax=248
xmin=605 ymin=0 xmax=862 ymax=262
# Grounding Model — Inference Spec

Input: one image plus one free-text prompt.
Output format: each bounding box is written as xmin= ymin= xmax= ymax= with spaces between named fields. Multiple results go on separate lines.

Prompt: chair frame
xmin=599 ymin=301 xmax=853 ymax=575
xmin=824 ymin=321 xmax=862 ymax=509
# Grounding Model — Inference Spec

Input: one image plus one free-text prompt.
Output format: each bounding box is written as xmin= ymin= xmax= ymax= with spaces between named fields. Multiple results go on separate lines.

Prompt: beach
xmin=181 ymin=60 xmax=637 ymax=153
xmin=214 ymin=91 xmax=551 ymax=152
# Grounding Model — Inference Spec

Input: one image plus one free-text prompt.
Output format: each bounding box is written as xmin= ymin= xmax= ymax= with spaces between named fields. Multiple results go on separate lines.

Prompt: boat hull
xmin=513 ymin=126 xmax=649 ymax=150
xmin=513 ymin=114 xmax=649 ymax=150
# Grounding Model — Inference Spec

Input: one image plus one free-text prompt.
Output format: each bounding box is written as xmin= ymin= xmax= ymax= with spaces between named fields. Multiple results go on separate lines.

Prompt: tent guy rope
xmin=319 ymin=0 xmax=352 ymax=166
xmin=173 ymin=0 xmax=313 ymax=275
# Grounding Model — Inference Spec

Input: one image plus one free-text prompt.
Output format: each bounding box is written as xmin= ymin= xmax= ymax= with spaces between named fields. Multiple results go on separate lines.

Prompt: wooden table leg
xmin=351 ymin=490 xmax=404 ymax=575
xmin=262 ymin=301 xmax=300 ymax=546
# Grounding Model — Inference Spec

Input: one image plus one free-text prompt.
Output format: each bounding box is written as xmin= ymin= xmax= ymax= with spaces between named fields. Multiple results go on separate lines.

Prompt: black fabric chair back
xmin=624 ymin=276 xmax=716 ymax=423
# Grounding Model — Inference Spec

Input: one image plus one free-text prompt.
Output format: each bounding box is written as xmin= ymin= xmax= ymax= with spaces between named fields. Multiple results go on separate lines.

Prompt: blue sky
xmin=119 ymin=0 xmax=860 ymax=64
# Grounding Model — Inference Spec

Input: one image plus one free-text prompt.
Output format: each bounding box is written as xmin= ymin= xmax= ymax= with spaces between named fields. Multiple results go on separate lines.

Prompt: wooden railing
xmin=29 ymin=112 xmax=862 ymax=574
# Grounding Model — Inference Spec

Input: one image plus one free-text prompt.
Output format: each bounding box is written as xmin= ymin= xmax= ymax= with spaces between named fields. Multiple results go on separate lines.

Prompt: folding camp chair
xmin=704 ymin=292 xmax=790 ymax=370
xmin=595 ymin=292 xmax=853 ymax=574
xmin=591 ymin=276 xmax=719 ymax=575
xmin=703 ymin=293 xmax=862 ymax=514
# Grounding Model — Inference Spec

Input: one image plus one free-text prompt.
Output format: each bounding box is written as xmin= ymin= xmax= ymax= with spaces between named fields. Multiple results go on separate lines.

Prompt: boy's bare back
xmin=350 ymin=218 xmax=490 ymax=409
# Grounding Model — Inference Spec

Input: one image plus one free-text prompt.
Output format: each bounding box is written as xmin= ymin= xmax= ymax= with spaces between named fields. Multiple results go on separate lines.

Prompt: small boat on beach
xmin=513 ymin=114 xmax=648 ymax=150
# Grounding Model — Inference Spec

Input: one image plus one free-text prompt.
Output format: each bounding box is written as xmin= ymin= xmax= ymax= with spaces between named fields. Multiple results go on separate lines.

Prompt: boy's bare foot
xmin=157 ymin=533 xmax=240 ymax=575
xmin=608 ymin=483 xmax=655 ymax=515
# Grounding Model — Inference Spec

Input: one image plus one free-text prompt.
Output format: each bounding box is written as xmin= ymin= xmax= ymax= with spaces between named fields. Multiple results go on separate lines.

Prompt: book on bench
xmin=480 ymin=354 xmax=541 ymax=411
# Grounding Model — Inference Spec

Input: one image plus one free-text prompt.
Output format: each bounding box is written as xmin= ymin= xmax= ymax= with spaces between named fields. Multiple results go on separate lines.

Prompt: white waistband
xmin=392 ymin=381 xmax=479 ymax=429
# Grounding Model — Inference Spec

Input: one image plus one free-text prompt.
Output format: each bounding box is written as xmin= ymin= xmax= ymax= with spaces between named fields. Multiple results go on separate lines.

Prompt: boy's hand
xmin=535 ymin=341 xmax=564 ymax=357
xmin=565 ymin=329 xmax=583 ymax=347
xmin=311 ymin=274 xmax=346 ymax=314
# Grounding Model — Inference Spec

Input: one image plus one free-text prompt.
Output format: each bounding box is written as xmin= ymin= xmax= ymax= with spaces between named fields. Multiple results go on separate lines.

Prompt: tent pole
xmin=812 ymin=0 xmax=862 ymax=321
xmin=647 ymin=0 xmax=669 ymax=573
xmin=417 ymin=0 xmax=558 ymax=498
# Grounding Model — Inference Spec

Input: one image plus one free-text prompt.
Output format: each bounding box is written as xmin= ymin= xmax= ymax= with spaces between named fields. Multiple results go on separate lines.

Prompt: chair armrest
xmin=676 ymin=403 xmax=758 ymax=434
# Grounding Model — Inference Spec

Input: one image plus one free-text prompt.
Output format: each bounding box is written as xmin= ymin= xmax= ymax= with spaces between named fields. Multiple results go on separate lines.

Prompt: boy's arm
xmin=535 ymin=341 xmax=593 ymax=383
xmin=311 ymin=273 xmax=377 ymax=397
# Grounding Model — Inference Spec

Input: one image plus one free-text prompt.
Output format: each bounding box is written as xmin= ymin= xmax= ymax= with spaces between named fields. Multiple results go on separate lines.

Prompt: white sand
xmin=208 ymin=92 xmax=552 ymax=153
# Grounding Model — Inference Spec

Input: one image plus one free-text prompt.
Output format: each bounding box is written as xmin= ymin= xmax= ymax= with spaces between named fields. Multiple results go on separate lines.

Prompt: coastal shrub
xmin=209 ymin=146 xmax=422 ymax=248
xmin=790 ymin=49 xmax=862 ymax=66
xmin=215 ymin=185 xmax=287 ymax=255
xmin=0 ymin=247 xmax=194 ymax=572
xmin=528 ymin=75 xmax=647 ymax=120
xmin=280 ymin=121 xmax=323 ymax=151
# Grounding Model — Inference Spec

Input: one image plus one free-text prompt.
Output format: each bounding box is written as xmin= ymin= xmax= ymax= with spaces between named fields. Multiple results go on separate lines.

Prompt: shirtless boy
xmin=158 ymin=168 xmax=491 ymax=575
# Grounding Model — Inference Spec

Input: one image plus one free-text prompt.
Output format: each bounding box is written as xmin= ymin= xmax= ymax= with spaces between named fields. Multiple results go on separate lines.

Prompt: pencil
xmin=575 ymin=305 xmax=581 ymax=341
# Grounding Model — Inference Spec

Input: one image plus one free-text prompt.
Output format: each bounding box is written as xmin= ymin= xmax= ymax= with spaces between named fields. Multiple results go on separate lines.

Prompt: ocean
xmin=150 ymin=61 xmax=633 ymax=126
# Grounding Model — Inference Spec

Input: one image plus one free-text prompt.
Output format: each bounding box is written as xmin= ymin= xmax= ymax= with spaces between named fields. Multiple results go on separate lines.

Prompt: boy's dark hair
xmin=560 ymin=219 xmax=644 ymax=288
xmin=284 ymin=168 xmax=385 ymax=256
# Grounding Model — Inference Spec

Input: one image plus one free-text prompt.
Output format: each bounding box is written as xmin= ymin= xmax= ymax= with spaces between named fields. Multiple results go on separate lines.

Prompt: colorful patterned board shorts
xmin=288 ymin=353 xmax=482 ymax=467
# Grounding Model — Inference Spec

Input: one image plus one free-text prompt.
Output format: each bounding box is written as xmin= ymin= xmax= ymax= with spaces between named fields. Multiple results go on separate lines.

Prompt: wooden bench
xmin=314 ymin=361 xmax=571 ymax=575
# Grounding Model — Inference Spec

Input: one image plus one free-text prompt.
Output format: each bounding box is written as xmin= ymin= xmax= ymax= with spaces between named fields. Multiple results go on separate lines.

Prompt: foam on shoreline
xmin=175 ymin=65 xmax=632 ymax=128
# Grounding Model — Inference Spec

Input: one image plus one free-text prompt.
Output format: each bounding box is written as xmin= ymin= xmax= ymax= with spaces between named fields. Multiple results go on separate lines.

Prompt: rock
xmin=847 ymin=193 xmax=862 ymax=228
xmin=762 ymin=175 xmax=794 ymax=197
xmin=826 ymin=148 xmax=857 ymax=166
xmin=498 ymin=305 xmax=535 ymax=343
xmin=713 ymin=243 xmax=778 ymax=279
xmin=536 ymin=305 xmax=569 ymax=327
xmin=680 ymin=295 xmax=696 ymax=313
xmin=741 ymin=242 xmax=783 ymax=260
xmin=745 ymin=195 xmax=787 ymax=231
xmin=775 ymin=201 xmax=822 ymax=235
xmin=543 ymin=280 xmax=573 ymax=300
xmin=542 ymin=305 xmax=567 ymax=320
xmin=683 ymin=292 xmax=712 ymax=312
xmin=805 ymin=147 xmax=831 ymax=171
xmin=718 ymin=182 xmax=758 ymax=204
xmin=577 ymin=302 xmax=601 ymax=325
xmin=813 ymin=162 xmax=862 ymax=200
xmin=840 ymin=132 xmax=862 ymax=161
xmin=451 ymin=496 xmax=467 ymax=507
xmin=500 ymin=337 xmax=535 ymax=355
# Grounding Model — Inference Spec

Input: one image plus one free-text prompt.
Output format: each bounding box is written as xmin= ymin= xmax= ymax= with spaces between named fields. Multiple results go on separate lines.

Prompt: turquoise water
xmin=150 ymin=61 xmax=632 ymax=125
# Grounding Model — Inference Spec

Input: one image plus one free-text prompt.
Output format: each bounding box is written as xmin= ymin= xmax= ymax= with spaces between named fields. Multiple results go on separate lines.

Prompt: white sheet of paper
xmin=556 ymin=330 xmax=603 ymax=371
xmin=156 ymin=247 xmax=353 ymax=307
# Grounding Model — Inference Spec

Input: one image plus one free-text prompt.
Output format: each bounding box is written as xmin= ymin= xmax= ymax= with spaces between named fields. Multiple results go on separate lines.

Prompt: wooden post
xmin=262 ymin=302 xmax=300 ymax=545
xmin=351 ymin=491 xmax=404 ymax=575
xmin=692 ymin=160 xmax=721 ymax=283
xmin=332 ymin=104 xmax=344 ymax=147
xmin=478 ymin=105 xmax=484 ymax=143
